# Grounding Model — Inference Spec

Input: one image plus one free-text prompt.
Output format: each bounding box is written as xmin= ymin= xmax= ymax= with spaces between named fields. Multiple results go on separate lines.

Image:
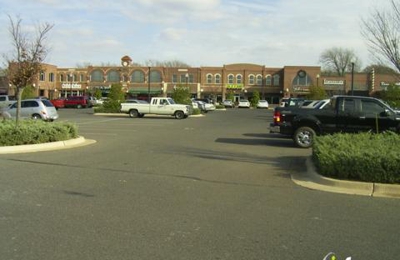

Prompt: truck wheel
xmin=293 ymin=126 xmax=315 ymax=148
xmin=129 ymin=109 xmax=139 ymax=118
xmin=175 ymin=111 xmax=185 ymax=119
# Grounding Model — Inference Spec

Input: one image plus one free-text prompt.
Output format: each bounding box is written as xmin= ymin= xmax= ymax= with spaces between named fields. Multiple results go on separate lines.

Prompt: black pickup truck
xmin=269 ymin=95 xmax=400 ymax=148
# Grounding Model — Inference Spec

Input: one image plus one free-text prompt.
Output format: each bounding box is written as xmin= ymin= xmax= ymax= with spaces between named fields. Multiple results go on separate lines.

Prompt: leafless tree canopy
xmin=143 ymin=59 xmax=191 ymax=67
xmin=319 ymin=47 xmax=361 ymax=76
xmin=362 ymin=0 xmax=400 ymax=72
xmin=4 ymin=15 xmax=54 ymax=123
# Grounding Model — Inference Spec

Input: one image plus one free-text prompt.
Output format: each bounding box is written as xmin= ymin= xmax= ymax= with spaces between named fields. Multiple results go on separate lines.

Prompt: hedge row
xmin=0 ymin=120 xmax=78 ymax=146
xmin=312 ymin=132 xmax=400 ymax=184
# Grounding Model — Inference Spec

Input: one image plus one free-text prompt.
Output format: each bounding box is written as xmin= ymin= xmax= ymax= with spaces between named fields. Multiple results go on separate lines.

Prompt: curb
xmin=0 ymin=136 xmax=96 ymax=154
xmin=93 ymin=113 xmax=205 ymax=118
xmin=291 ymin=157 xmax=400 ymax=199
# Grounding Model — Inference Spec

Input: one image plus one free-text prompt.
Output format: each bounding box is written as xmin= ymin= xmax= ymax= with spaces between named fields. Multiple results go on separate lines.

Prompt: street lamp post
xmin=148 ymin=67 xmax=151 ymax=102
xmin=316 ymin=74 xmax=320 ymax=87
xmin=185 ymin=73 xmax=189 ymax=88
xmin=351 ymin=61 xmax=355 ymax=96
xmin=69 ymin=73 xmax=73 ymax=97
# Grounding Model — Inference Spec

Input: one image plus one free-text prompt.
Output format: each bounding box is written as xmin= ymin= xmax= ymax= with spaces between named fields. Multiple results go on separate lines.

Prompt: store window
xmin=228 ymin=74 xmax=234 ymax=84
xmin=39 ymin=71 xmax=45 ymax=81
xmin=215 ymin=74 xmax=221 ymax=84
xmin=207 ymin=74 xmax=213 ymax=84
xmin=265 ymin=75 xmax=271 ymax=85
xmin=107 ymin=70 xmax=120 ymax=82
xmin=292 ymin=70 xmax=311 ymax=86
xmin=256 ymin=75 xmax=262 ymax=85
xmin=131 ymin=70 xmax=145 ymax=83
xmin=273 ymin=75 xmax=280 ymax=86
xmin=49 ymin=73 xmax=54 ymax=82
xmin=150 ymin=70 xmax=162 ymax=82
xmin=249 ymin=75 xmax=255 ymax=85
xmin=236 ymin=74 xmax=242 ymax=84
xmin=91 ymin=70 xmax=104 ymax=82
xmin=172 ymin=74 xmax=178 ymax=83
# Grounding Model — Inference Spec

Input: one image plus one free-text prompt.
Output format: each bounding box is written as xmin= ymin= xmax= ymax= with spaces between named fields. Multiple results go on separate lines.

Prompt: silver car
xmin=7 ymin=99 xmax=59 ymax=121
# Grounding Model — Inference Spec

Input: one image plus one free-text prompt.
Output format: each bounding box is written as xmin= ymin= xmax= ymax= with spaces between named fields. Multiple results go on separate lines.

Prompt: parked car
xmin=192 ymin=100 xmax=206 ymax=112
xmin=256 ymin=100 xmax=269 ymax=109
xmin=196 ymin=100 xmax=216 ymax=111
xmin=64 ymin=96 xmax=90 ymax=108
xmin=6 ymin=99 xmax=59 ymax=121
xmin=88 ymin=96 xmax=104 ymax=106
xmin=314 ymin=99 xmax=330 ymax=109
xmin=0 ymin=95 xmax=17 ymax=109
xmin=50 ymin=98 xmax=65 ymax=109
xmin=301 ymin=100 xmax=321 ymax=109
xmin=279 ymin=97 xmax=305 ymax=107
xmin=194 ymin=98 xmax=213 ymax=104
xmin=238 ymin=99 xmax=250 ymax=108
xmin=223 ymin=100 xmax=234 ymax=108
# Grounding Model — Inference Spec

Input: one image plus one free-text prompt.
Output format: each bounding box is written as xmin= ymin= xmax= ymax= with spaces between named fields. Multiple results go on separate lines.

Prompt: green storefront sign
xmin=226 ymin=84 xmax=244 ymax=90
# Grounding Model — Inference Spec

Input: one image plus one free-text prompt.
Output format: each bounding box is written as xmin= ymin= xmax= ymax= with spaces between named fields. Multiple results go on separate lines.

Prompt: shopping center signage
xmin=323 ymin=79 xmax=344 ymax=85
xmin=380 ymin=82 xmax=400 ymax=86
xmin=226 ymin=84 xmax=244 ymax=90
xmin=62 ymin=83 xmax=82 ymax=89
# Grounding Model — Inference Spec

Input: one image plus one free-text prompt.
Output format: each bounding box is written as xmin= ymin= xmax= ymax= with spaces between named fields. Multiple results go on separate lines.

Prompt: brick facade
xmin=1 ymin=56 xmax=399 ymax=104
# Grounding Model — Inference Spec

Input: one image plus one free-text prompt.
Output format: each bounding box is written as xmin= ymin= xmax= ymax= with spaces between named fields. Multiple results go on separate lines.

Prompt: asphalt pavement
xmin=1 ymin=113 xmax=399 ymax=199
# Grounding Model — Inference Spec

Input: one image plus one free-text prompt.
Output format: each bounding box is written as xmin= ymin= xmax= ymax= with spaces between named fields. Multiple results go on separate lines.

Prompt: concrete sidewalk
xmin=292 ymin=157 xmax=400 ymax=199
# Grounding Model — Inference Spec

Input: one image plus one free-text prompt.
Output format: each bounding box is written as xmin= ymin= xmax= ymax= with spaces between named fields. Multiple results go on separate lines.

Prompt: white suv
xmin=7 ymin=99 xmax=59 ymax=121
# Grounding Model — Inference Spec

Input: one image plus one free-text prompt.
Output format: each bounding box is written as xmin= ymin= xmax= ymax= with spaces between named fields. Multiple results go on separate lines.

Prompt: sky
xmin=0 ymin=0 xmax=390 ymax=69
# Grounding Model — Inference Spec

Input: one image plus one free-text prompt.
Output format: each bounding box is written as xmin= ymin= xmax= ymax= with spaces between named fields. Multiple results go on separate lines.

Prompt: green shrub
xmin=0 ymin=120 xmax=78 ymax=146
xmin=312 ymin=132 xmax=400 ymax=184
xmin=192 ymin=108 xmax=201 ymax=115
xmin=101 ymin=100 xmax=122 ymax=113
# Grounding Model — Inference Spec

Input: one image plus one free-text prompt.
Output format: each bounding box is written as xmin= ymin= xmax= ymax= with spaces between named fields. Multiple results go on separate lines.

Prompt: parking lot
xmin=1 ymin=108 xmax=400 ymax=260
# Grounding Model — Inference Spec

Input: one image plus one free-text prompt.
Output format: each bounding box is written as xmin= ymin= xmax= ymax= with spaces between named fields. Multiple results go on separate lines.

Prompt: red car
xmin=50 ymin=98 xmax=65 ymax=109
xmin=64 ymin=96 xmax=91 ymax=108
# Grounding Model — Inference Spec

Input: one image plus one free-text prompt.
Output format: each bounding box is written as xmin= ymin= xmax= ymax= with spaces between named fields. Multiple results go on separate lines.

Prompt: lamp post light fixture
xmin=185 ymin=73 xmax=189 ymax=88
xmin=69 ymin=73 xmax=73 ymax=97
xmin=316 ymin=74 xmax=320 ymax=87
xmin=148 ymin=67 xmax=151 ymax=102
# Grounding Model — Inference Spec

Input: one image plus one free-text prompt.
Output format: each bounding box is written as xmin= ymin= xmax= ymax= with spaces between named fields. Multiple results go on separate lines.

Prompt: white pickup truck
xmin=120 ymin=97 xmax=192 ymax=119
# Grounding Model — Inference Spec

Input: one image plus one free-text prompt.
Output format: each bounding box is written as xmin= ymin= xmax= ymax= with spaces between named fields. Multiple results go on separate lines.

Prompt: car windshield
xmin=167 ymin=98 xmax=176 ymax=104
xmin=42 ymin=100 xmax=54 ymax=107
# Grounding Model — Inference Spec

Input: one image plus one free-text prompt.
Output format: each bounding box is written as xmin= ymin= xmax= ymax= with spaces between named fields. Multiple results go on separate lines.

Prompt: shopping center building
xmin=1 ymin=55 xmax=399 ymax=104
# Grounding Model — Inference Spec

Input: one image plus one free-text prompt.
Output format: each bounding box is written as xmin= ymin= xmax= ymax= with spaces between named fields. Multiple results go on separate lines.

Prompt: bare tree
xmin=143 ymin=59 xmax=190 ymax=67
xmin=3 ymin=15 xmax=54 ymax=125
xmin=362 ymin=0 xmax=400 ymax=72
xmin=319 ymin=47 xmax=361 ymax=76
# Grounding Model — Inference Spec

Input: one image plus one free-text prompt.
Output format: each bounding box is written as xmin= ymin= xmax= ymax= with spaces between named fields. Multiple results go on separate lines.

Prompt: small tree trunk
xmin=15 ymin=87 xmax=23 ymax=126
